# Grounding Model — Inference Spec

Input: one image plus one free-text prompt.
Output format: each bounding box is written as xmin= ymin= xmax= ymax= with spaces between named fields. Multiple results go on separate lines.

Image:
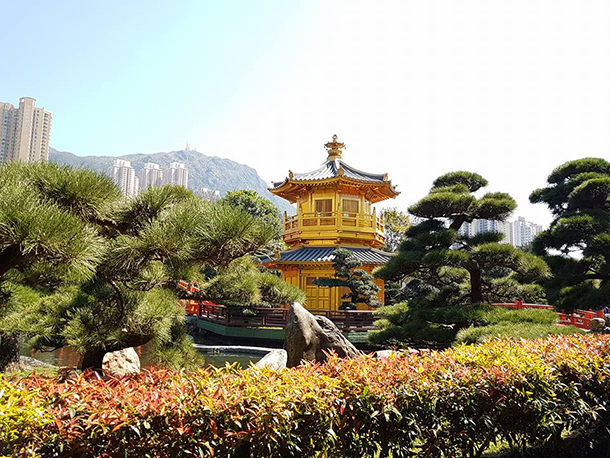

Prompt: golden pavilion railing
xmin=283 ymin=211 xmax=385 ymax=236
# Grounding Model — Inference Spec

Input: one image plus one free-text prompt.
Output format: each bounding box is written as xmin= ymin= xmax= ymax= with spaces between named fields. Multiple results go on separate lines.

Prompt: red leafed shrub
xmin=2 ymin=335 xmax=610 ymax=457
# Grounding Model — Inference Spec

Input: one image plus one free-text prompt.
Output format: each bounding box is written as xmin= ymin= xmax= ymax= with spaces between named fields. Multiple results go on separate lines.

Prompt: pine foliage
xmin=201 ymin=256 xmax=305 ymax=307
xmin=376 ymin=171 xmax=548 ymax=306
xmin=314 ymin=248 xmax=381 ymax=310
xmin=0 ymin=163 xmax=284 ymax=370
xmin=530 ymin=158 xmax=610 ymax=310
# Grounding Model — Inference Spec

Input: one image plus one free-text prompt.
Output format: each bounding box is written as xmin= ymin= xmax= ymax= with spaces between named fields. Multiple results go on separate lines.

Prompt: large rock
xmin=102 ymin=347 xmax=140 ymax=377
xmin=255 ymin=349 xmax=287 ymax=370
xmin=284 ymin=303 xmax=360 ymax=367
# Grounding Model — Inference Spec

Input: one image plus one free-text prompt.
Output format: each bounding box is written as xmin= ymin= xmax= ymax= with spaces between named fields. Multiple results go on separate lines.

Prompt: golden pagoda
xmin=268 ymin=135 xmax=399 ymax=311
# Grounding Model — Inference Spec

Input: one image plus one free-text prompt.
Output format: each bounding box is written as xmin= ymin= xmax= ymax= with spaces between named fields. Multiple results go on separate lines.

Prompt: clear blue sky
xmin=4 ymin=1 xmax=610 ymax=226
xmin=3 ymin=0 xmax=321 ymax=156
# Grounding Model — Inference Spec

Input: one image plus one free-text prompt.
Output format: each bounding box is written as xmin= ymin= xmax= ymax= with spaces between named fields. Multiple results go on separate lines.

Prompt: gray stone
xmin=5 ymin=356 xmax=54 ymax=373
xmin=589 ymin=317 xmax=607 ymax=332
xmin=19 ymin=356 xmax=53 ymax=367
xmin=102 ymin=347 xmax=140 ymax=377
xmin=255 ymin=349 xmax=287 ymax=370
xmin=284 ymin=302 xmax=360 ymax=367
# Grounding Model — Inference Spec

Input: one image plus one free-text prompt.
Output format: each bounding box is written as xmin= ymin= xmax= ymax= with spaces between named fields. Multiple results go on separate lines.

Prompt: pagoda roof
xmin=269 ymin=135 xmax=399 ymax=203
xmin=272 ymin=246 xmax=393 ymax=265
xmin=271 ymin=157 xmax=389 ymax=186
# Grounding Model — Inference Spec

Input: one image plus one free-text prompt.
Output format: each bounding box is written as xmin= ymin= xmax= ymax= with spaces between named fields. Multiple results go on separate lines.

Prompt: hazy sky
xmin=4 ymin=0 xmax=610 ymax=226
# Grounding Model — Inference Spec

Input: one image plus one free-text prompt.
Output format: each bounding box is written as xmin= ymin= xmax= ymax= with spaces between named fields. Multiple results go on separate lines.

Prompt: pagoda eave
xmin=269 ymin=177 xmax=399 ymax=204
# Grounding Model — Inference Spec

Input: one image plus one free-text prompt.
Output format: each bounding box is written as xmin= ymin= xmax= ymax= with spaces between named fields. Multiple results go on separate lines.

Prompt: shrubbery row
xmin=2 ymin=335 xmax=609 ymax=457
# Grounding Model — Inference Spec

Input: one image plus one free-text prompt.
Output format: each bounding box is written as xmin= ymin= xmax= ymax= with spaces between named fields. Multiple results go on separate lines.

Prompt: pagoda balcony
xmin=282 ymin=211 xmax=385 ymax=247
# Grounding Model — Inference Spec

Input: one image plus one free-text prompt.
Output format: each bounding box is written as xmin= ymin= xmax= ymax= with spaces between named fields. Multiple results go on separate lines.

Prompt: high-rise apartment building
xmin=0 ymin=97 xmax=52 ymax=163
xmin=512 ymin=216 xmax=543 ymax=247
xmin=457 ymin=217 xmax=541 ymax=247
xmin=139 ymin=162 xmax=163 ymax=190
xmin=458 ymin=219 xmax=512 ymax=244
xmin=164 ymin=162 xmax=189 ymax=188
xmin=109 ymin=159 xmax=139 ymax=197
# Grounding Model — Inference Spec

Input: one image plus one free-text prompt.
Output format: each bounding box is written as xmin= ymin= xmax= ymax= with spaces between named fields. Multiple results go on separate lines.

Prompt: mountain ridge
xmin=49 ymin=147 xmax=294 ymax=215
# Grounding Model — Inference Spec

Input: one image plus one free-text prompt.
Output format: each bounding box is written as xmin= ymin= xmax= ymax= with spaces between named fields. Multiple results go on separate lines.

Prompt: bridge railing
xmin=191 ymin=301 xmax=376 ymax=332
xmin=492 ymin=301 xmax=605 ymax=330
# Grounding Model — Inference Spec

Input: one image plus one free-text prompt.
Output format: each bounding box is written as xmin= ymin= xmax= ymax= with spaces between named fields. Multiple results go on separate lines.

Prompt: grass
xmin=371 ymin=302 xmax=584 ymax=346
xmin=457 ymin=321 xmax=582 ymax=345
xmin=456 ymin=307 xmax=583 ymax=344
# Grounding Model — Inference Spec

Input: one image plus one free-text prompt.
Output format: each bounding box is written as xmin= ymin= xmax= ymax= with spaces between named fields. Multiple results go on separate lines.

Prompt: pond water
xmin=20 ymin=343 xmax=264 ymax=369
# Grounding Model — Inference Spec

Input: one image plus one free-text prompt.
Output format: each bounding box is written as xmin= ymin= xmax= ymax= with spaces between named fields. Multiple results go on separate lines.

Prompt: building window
xmin=315 ymin=199 xmax=333 ymax=216
xmin=342 ymin=198 xmax=359 ymax=216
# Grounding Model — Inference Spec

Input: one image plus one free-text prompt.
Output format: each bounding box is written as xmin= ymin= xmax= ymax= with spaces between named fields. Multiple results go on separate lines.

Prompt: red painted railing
xmin=184 ymin=295 xmax=605 ymax=333
xmin=191 ymin=301 xmax=376 ymax=333
xmin=492 ymin=301 xmax=605 ymax=330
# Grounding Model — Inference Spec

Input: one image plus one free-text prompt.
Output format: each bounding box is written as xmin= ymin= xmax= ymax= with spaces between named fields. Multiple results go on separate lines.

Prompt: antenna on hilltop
xmin=185 ymin=142 xmax=190 ymax=152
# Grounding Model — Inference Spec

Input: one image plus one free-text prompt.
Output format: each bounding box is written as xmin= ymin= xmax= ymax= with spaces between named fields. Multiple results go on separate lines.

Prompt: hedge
xmin=1 ymin=335 xmax=610 ymax=457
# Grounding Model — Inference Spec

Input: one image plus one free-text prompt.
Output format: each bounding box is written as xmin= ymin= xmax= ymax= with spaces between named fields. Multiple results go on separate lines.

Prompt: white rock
xmin=255 ymin=349 xmax=287 ymax=370
xmin=376 ymin=350 xmax=401 ymax=359
xmin=102 ymin=347 xmax=140 ymax=377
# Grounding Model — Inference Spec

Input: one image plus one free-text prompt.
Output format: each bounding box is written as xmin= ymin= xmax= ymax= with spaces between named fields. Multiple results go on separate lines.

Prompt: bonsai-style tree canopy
xmin=0 ymin=162 xmax=120 ymax=370
xmin=314 ymin=248 xmax=381 ymax=310
xmin=376 ymin=171 xmax=548 ymax=304
xmin=0 ymin=163 xmax=280 ymax=370
xmin=530 ymin=158 xmax=610 ymax=310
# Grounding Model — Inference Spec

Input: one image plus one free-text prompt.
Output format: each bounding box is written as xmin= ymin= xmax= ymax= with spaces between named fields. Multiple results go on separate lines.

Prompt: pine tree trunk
xmin=80 ymin=349 xmax=107 ymax=371
xmin=0 ymin=332 xmax=20 ymax=372
xmin=469 ymin=266 xmax=484 ymax=303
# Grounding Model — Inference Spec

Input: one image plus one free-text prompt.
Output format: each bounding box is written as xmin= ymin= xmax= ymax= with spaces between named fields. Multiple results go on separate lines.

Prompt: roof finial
xmin=324 ymin=134 xmax=345 ymax=160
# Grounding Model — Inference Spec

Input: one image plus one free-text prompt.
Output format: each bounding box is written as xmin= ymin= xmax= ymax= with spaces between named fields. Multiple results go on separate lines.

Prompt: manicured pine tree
xmin=0 ymin=164 xmax=280 ymax=370
xmin=314 ymin=248 xmax=381 ymax=310
xmin=0 ymin=162 xmax=117 ymax=370
xmin=376 ymin=171 xmax=548 ymax=305
xmin=530 ymin=158 xmax=610 ymax=310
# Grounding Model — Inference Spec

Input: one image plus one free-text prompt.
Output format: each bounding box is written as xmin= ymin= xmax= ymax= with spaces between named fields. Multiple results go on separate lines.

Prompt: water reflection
xmin=20 ymin=344 xmax=262 ymax=369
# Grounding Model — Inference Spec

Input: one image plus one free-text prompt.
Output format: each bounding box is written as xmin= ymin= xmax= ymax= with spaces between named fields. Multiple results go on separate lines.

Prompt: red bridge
xmin=180 ymin=277 xmax=605 ymax=335
xmin=187 ymin=301 xmax=376 ymax=333
xmin=492 ymin=301 xmax=606 ymax=330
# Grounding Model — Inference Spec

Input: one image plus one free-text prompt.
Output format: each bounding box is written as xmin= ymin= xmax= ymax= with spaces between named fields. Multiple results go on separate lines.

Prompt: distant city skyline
xmin=109 ymin=159 xmax=190 ymax=196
